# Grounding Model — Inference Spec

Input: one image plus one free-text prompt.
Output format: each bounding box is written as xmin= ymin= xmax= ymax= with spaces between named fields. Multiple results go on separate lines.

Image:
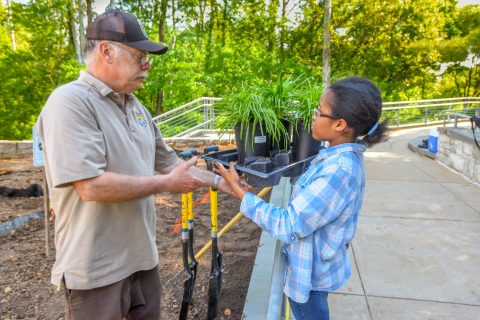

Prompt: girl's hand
xmin=213 ymin=162 xmax=251 ymax=199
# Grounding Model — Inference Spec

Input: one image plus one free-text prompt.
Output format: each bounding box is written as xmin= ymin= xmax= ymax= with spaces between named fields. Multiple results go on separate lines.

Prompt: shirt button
xmin=130 ymin=126 xmax=135 ymax=132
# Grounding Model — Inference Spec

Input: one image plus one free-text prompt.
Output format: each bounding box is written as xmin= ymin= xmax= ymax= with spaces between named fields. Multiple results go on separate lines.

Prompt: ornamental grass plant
xmin=217 ymin=75 xmax=318 ymax=151
xmin=288 ymin=79 xmax=325 ymax=134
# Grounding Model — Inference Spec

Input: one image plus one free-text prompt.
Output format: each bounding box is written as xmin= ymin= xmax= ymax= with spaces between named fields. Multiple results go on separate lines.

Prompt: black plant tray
xmin=201 ymin=149 xmax=316 ymax=188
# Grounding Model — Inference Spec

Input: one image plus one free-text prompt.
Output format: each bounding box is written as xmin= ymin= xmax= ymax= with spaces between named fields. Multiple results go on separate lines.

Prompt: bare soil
xmin=0 ymin=152 xmax=268 ymax=320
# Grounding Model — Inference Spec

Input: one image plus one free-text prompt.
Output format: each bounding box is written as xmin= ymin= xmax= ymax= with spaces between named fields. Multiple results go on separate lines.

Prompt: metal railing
xmin=152 ymin=97 xmax=222 ymax=138
xmin=154 ymin=97 xmax=480 ymax=138
xmin=380 ymin=97 xmax=480 ymax=128
xmin=440 ymin=108 xmax=480 ymax=128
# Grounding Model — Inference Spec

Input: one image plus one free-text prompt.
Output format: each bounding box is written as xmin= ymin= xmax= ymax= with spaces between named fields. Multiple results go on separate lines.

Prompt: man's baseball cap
xmin=86 ymin=9 xmax=168 ymax=55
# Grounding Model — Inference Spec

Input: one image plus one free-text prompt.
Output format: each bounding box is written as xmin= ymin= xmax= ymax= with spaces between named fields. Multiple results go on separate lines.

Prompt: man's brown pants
xmin=63 ymin=266 xmax=161 ymax=320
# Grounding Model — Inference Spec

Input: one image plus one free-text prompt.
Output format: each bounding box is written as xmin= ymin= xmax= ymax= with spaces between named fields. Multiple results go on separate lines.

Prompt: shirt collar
xmin=78 ymin=70 xmax=134 ymax=100
xmin=311 ymin=142 xmax=367 ymax=165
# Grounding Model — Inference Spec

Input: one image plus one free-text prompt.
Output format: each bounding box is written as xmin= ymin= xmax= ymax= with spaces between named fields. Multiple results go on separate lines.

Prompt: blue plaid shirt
xmin=240 ymin=143 xmax=367 ymax=303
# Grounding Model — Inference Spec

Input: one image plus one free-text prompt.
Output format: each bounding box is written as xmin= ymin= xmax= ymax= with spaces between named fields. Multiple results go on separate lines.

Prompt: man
xmin=35 ymin=9 xmax=235 ymax=319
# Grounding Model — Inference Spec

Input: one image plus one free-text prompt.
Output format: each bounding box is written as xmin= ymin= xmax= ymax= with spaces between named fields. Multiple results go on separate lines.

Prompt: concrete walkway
xmin=330 ymin=125 xmax=480 ymax=320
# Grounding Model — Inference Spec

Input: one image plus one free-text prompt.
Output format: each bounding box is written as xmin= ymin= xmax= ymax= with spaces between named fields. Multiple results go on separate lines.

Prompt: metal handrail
xmin=383 ymin=97 xmax=480 ymax=106
xmin=153 ymin=97 xmax=223 ymax=138
xmin=152 ymin=97 xmax=222 ymax=121
xmin=382 ymin=101 xmax=480 ymax=110
xmin=155 ymin=96 xmax=480 ymax=138
xmin=380 ymin=98 xmax=480 ymax=128
xmin=441 ymin=108 xmax=480 ymax=128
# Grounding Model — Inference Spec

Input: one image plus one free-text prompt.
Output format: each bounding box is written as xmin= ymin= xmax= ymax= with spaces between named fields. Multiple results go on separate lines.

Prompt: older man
xmin=35 ymin=9 xmax=233 ymax=320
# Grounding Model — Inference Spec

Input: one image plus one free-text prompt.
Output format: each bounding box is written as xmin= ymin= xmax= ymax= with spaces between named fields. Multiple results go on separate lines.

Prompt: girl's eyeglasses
xmin=313 ymin=102 xmax=338 ymax=120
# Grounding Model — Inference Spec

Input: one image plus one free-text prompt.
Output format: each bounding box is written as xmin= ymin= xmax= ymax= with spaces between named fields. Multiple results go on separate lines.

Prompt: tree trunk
xmin=266 ymin=0 xmax=278 ymax=53
xmin=170 ymin=0 xmax=176 ymax=49
xmin=69 ymin=0 xmax=82 ymax=62
xmin=199 ymin=0 xmax=207 ymax=36
xmin=221 ymin=0 xmax=227 ymax=46
xmin=158 ymin=0 xmax=168 ymax=43
xmin=6 ymin=0 xmax=16 ymax=51
xmin=86 ymin=0 xmax=93 ymax=25
xmin=209 ymin=0 xmax=215 ymax=45
xmin=109 ymin=0 xmax=116 ymax=9
xmin=156 ymin=91 xmax=164 ymax=116
xmin=280 ymin=0 xmax=287 ymax=64
xmin=322 ymin=0 xmax=332 ymax=88
xmin=78 ymin=0 xmax=86 ymax=63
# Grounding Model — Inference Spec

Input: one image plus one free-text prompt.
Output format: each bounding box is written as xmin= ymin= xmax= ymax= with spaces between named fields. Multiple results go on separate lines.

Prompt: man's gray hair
xmin=83 ymin=39 xmax=100 ymax=65
xmin=83 ymin=39 xmax=121 ymax=65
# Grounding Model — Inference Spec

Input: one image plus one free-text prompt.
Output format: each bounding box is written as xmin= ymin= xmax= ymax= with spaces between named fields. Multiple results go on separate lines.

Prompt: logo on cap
xmin=136 ymin=19 xmax=148 ymax=38
xmin=136 ymin=113 xmax=147 ymax=127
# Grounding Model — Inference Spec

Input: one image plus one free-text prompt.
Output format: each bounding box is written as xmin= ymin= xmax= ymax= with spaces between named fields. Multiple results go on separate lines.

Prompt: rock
xmin=4 ymin=287 xmax=11 ymax=294
xmin=224 ymin=309 xmax=231 ymax=316
xmin=11 ymin=257 xmax=18 ymax=263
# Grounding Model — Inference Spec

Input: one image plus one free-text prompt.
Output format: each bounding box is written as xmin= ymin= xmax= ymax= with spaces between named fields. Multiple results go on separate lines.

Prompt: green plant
xmin=217 ymin=85 xmax=288 ymax=150
xmin=288 ymin=79 xmax=325 ymax=133
xmin=258 ymin=75 xmax=308 ymax=119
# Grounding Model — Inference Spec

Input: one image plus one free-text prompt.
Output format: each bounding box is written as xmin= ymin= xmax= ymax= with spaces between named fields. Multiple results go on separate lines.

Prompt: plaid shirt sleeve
xmin=240 ymin=163 xmax=353 ymax=244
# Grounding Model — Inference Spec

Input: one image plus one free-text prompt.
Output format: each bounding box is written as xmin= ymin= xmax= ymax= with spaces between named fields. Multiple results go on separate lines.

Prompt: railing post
xmin=204 ymin=100 xmax=208 ymax=130
xmin=397 ymin=109 xmax=400 ymax=127
xmin=210 ymin=100 xmax=215 ymax=130
xmin=424 ymin=106 xmax=428 ymax=124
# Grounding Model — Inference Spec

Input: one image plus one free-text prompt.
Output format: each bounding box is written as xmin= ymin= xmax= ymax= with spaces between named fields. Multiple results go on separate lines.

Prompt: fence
xmin=154 ymin=97 xmax=480 ymax=138
xmin=380 ymin=97 xmax=480 ymax=128
xmin=152 ymin=97 xmax=222 ymax=138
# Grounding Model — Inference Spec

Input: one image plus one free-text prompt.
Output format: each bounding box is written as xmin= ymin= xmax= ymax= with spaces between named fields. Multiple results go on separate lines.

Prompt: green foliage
xmin=0 ymin=0 xmax=83 ymax=140
xmin=1 ymin=0 xmax=480 ymax=140
xmin=216 ymin=74 xmax=323 ymax=148
xmin=216 ymin=85 xmax=289 ymax=148
xmin=289 ymin=79 xmax=325 ymax=132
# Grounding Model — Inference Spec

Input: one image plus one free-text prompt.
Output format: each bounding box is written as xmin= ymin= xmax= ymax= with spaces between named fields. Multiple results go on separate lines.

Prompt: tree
xmin=0 ymin=0 xmax=82 ymax=140
xmin=435 ymin=5 xmax=480 ymax=97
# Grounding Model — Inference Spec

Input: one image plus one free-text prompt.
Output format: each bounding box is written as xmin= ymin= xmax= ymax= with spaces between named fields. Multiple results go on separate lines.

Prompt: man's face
xmin=110 ymin=43 xmax=151 ymax=93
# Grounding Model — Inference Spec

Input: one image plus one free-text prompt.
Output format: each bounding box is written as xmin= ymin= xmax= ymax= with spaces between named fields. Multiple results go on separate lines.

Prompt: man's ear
xmin=98 ymin=42 xmax=114 ymax=64
xmin=334 ymin=118 xmax=348 ymax=132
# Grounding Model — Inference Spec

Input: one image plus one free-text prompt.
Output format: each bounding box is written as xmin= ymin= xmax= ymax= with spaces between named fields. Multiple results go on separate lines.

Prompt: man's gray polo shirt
xmin=35 ymin=70 xmax=178 ymax=290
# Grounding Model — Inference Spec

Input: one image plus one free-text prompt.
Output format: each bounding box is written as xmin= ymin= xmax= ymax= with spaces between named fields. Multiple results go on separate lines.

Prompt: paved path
xmin=329 ymin=125 xmax=480 ymax=319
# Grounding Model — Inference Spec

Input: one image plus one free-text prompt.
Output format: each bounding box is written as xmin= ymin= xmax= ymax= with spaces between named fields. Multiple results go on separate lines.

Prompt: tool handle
xmin=181 ymin=194 xmax=188 ymax=239
xmin=210 ymin=187 xmax=218 ymax=233
xmin=187 ymin=192 xmax=194 ymax=224
xmin=195 ymin=187 xmax=271 ymax=260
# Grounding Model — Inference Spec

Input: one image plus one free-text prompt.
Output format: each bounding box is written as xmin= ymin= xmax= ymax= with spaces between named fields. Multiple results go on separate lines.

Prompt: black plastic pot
xmin=235 ymin=122 xmax=271 ymax=163
xmin=292 ymin=120 xmax=323 ymax=162
xmin=270 ymin=119 xmax=292 ymax=152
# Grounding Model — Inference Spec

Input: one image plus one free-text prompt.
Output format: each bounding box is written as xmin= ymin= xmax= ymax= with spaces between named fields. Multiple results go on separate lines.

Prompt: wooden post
xmin=42 ymin=169 xmax=51 ymax=257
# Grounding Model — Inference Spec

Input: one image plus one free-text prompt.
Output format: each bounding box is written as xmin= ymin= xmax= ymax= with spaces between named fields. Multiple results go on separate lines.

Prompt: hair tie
xmin=367 ymin=123 xmax=378 ymax=136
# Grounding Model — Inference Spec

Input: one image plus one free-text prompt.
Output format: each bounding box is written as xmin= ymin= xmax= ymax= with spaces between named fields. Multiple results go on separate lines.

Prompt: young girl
xmin=214 ymin=76 xmax=389 ymax=320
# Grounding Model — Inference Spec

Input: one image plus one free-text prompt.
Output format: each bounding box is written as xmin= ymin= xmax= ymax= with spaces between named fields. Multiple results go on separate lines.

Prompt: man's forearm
xmin=73 ymin=172 xmax=172 ymax=202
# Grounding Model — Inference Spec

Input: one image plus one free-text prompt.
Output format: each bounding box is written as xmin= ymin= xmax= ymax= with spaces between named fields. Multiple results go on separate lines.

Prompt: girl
xmin=214 ymin=76 xmax=389 ymax=320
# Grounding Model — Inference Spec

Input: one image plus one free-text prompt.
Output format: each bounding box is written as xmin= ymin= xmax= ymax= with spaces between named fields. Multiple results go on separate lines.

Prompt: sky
xmin=457 ymin=0 xmax=480 ymax=6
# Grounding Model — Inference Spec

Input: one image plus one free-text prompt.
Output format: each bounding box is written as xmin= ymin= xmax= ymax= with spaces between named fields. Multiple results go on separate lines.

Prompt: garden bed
xmin=0 ymin=156 xmax=267 ymax=320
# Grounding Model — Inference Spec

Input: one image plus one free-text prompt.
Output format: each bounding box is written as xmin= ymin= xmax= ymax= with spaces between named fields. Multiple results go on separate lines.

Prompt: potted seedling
xmin=288 ymin=79 xmax=325 ymax=161
xmin=217 ymin=85 xmax=288 ymax=163
xmin=257 ymin=75 xmax=309 ymax=151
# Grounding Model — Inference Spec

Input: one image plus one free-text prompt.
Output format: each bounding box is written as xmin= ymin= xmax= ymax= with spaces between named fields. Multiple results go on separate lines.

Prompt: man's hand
xmin=164 ymin=157 xmax=205 ymax=193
